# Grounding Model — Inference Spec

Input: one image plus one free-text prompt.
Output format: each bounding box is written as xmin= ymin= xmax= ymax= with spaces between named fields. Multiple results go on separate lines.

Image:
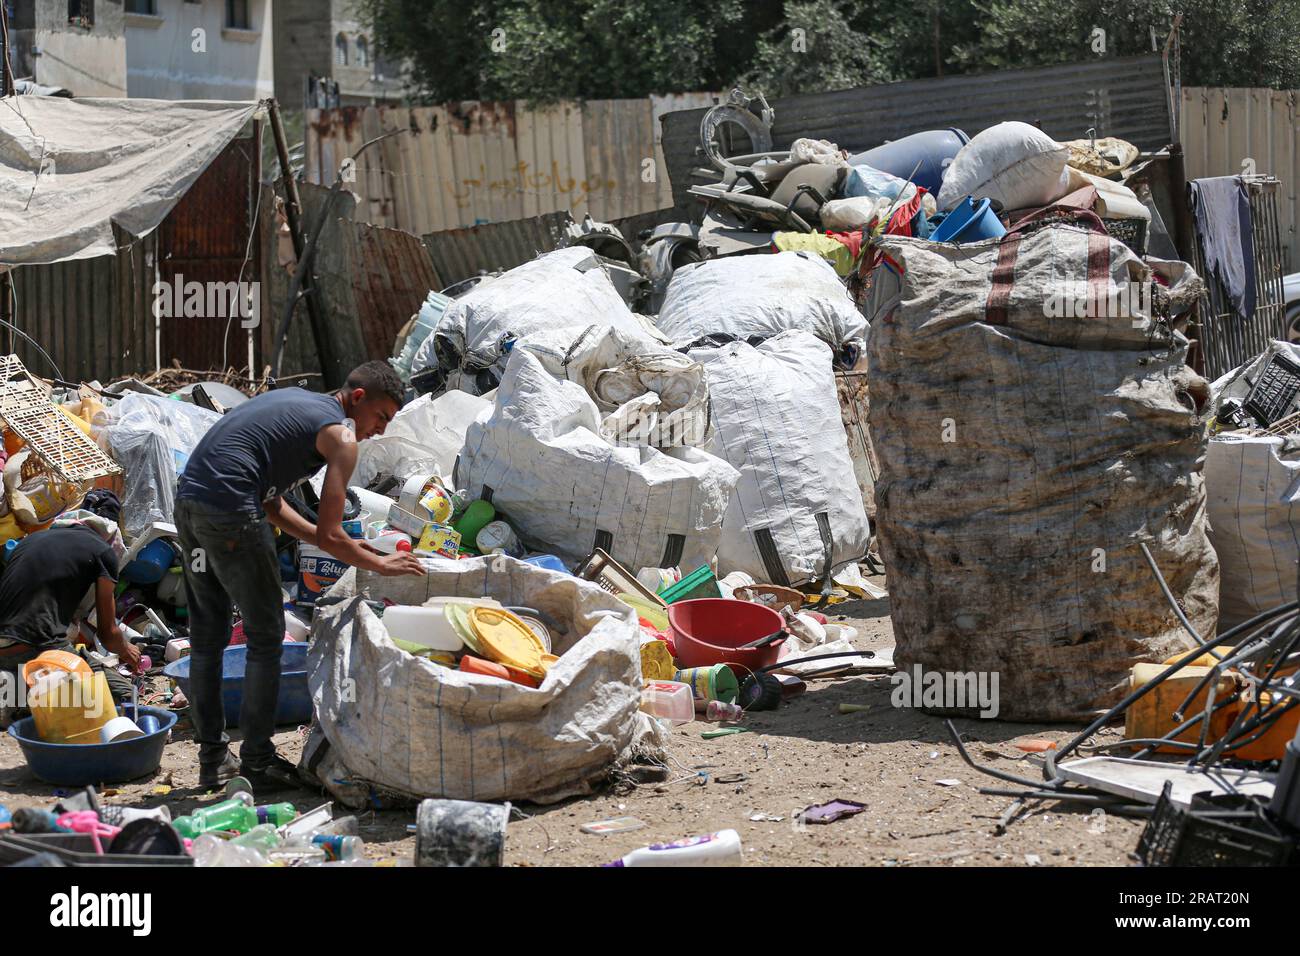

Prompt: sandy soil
xmin=0 ymin=582 xmax=1145 ymax=867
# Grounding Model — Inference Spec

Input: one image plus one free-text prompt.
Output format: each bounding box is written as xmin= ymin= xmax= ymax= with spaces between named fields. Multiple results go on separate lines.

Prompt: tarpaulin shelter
xmin=0 ymin=96 xmax=259 ymax=267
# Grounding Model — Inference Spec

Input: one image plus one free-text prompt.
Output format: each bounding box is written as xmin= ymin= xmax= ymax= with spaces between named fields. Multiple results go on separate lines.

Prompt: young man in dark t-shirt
xmin=175 ymin=361 xmax=424 ymax=790
xmin=0 ymin=523 xmax=141 ymax=724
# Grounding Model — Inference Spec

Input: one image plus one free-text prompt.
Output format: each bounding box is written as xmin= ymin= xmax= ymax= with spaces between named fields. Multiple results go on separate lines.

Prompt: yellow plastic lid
xmin=469 ymin=607 xmax=549 ymax=678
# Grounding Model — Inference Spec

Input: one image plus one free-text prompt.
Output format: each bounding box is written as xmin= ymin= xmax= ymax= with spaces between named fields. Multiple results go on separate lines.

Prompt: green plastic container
xmin=658 ymin=565 xmax=721 ymax=604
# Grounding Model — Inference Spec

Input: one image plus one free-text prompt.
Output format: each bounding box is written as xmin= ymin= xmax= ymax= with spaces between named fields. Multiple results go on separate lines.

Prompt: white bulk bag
xmin=520 ymin=325 xmax=712 ymax=447
xmin=1205 ymin=434 xmax=1300 ymax=632
xmin=305 ymin=557 xmax=664 ymax=805
xmin=657 ymin=251 xmax=867 ymax=353
xmin=690 ymin=330 xmax=871 ymax=587
xmin=426 ymin=247 xmax=662 ymax=393
xmin=458 ymin=349 xmax=738 ymax=572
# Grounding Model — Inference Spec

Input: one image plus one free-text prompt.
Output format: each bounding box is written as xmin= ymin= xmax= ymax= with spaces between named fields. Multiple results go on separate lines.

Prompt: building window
xmin=356 ymin=36 xmax=369 ymax=69
xmin=67 ymin=0 xmax=94 ymax=27
xmin=335 ymin=33 xmax=349 ymax=66
xmin=125 ymin=0 xmax=157 ymax=14
xmin=225 ymin=0 xmax=251 ymax=30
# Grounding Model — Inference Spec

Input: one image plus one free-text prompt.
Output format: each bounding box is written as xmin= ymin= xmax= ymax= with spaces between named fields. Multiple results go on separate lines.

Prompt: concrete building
xmin=5 ymin=1 xmax=404 ymax=104
xmin=273 ymin=0 xmax=404 ymax=108
xmin=124 ymin=0 xmax=274 ymax=100
xmin=10 ymin=0 xmax=129 ymax=96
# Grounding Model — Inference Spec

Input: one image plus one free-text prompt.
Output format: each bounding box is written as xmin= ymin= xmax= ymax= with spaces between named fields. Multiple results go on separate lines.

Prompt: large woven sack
xmin=458 ymin=348 xmax=738 ymax=572
xmin=424 ymin=246 xmax=662 ymax=393
xmin=690 ymin=331 xmax=871 ymax=587
xmin=868 ymin=214 xmax=1219 ymax=721
xmin=304 ymin=556 xmax=664 ymax=806
xmin=657 ymin=251 xmax=867 ymax=353
xmin=1205 ymin=434 xmax=1300 ymax=633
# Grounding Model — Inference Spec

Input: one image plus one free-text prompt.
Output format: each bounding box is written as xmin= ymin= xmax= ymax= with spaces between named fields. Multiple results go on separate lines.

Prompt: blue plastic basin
xmin=163 ymin=643 xmax=312 ymax=726
xmin=7 ymin=705 xmax=177 ymax=786
xmin=930 ymin=196 xmax=1007 ymax=243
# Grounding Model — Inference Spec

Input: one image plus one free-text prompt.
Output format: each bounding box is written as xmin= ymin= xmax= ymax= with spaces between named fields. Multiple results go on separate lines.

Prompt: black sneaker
xmin=239 ymin=753 xmax=307 ymax=793
xmin=198 ymin=751 xmax=241 ymax=789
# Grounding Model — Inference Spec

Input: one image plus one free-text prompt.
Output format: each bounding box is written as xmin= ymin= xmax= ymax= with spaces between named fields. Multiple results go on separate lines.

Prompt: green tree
xmin=950 ymin=0 xmax=1300 ymax=89
xmin=354 ymin=0 xmax=1300 ymax=103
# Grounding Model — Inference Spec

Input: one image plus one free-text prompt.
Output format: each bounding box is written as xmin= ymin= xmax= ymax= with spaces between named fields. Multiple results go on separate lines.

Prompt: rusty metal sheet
xmin=420 ymin=211 xmax=573 ymax=290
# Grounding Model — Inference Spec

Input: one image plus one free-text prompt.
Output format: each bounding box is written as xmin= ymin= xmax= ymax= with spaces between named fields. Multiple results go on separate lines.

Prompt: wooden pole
xmin=267 ymin=97 xmax=341 ymax=388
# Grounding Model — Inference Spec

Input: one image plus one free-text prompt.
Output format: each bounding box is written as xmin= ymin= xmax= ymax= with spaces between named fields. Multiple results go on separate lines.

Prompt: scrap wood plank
xmin=0 ymin=354 xmax=121 ymax=483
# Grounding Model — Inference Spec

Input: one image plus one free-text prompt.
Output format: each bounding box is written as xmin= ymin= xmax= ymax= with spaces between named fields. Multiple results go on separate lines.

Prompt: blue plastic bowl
xmin=163 ymin=643 xmax=312 ymax=726
xmin=7 ymin=705 xmax=177 ymax=786
xmin=931 ymin=196 xmax=1007 ymax=243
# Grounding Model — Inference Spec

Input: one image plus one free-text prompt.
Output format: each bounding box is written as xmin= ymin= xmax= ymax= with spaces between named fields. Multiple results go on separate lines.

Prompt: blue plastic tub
xmin=122 ymin=538 xmax=176 ymax=585
xmin=847 ymin=128 xmax=969 ymax=195
xmin=163 ymin=643 xmax=312 ymax=726
xmin=7 ymin=705 xmax=177 ymax=786
xmin=930 ymin=196 xmax=1007 ymax=243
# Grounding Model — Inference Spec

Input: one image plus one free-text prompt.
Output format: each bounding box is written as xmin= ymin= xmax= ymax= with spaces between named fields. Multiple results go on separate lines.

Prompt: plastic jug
xmin=476 ymin=521 xmax=521 ymax=557
xmin=368 ymin=529 xmax=412 ymax=554
xmin=28 ymin=671 xmax=118 ymax=744
xmin=604 ymin=829 xmax=743 ymax=867
xmin=452 ymin=500 xmax=496 ymax=548
xmin=383 ymin=604 xmax=465 ymax=651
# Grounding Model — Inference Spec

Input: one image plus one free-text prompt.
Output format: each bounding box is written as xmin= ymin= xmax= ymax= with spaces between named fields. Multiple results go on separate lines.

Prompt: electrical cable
xmin=0 ymin=314 xmax=63 ymax=381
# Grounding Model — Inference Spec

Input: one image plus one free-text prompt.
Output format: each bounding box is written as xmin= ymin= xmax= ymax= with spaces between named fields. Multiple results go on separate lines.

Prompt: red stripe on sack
xmin=985 ymin=232 xmax=1023 ymax=325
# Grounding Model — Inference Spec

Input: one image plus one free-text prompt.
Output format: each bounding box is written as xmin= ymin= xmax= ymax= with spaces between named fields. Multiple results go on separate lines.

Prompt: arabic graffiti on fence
xmin=444 ymin=159 xmax=624 ymax=209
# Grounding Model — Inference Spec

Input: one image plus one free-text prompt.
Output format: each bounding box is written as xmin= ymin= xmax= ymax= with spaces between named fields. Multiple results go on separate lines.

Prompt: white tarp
xmin=0 ymin=97 xmax=259 ymax=266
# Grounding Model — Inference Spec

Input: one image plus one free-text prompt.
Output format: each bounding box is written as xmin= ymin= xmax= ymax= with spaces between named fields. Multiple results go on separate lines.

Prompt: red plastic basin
xmin=668 ymin=598 xmax=786 ymax=678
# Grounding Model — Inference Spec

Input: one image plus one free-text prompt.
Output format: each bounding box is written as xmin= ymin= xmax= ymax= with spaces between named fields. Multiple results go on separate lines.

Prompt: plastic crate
xmin=0 ymin=832 xmax=192 ymax=867
xmin=1136 ymin=782 xmax=1295 ymax=867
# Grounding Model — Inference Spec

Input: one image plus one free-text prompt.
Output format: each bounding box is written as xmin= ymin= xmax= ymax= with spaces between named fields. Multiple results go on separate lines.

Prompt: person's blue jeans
xmin=175 ymin=498 xmax=287 ymax=771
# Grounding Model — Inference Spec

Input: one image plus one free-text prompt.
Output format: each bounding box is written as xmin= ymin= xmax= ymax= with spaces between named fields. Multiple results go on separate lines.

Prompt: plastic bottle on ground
xmin=193 ymin=833 xmax=270 ymax=867
xmin=603 ymin=829 xmax=743 ymax=867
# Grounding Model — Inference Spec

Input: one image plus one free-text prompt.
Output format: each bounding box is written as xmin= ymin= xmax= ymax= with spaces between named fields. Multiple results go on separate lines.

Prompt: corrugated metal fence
xmin=302 ymin=93 xmax=717 ymax=235
xmin=1181 ymin=87 xmax=1300 ymax=275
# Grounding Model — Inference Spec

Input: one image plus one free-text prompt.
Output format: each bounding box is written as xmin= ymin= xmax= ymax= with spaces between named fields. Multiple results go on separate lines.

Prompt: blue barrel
xmin=847 ymin=128 xmax=969 ymax=195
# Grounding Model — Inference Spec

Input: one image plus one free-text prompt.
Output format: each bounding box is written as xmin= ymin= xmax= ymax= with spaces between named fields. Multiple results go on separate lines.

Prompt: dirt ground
xmin=0 ymin=578 xmax=1145 ymax=866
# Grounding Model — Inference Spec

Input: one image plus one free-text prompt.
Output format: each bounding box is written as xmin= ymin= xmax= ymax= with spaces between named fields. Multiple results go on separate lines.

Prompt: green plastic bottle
xmin=231 ymin=823 xmax=283 ymax=851
xmin=175 ymin=795 xmax=297 ymax=838
xmin=452 ymin=500 xmax=495 ymax=552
